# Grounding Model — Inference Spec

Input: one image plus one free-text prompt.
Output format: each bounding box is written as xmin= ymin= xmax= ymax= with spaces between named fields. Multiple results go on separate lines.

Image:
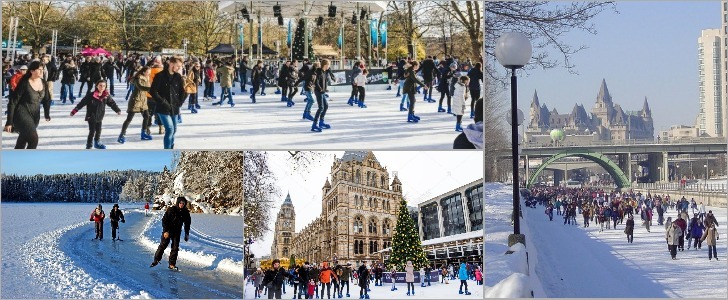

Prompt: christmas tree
xmin=289 ymin=254 xmax=297 ymax=268
xmin=292 ymin=19 xmax=314 ymax=61
xmin=389 ymin=198 xmax=429 ymax=271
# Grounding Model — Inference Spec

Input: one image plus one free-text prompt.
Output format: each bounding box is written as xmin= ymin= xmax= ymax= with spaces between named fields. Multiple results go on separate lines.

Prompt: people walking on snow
xmin=674 ymin=214 xmax=687 ymax=251
xmin=689 ymin=214 xmax=705 ymax=250
xmin=666 ymin=222 xmax=682 ymax=260
xmin=144 ymin=202 xmax=150 ymax=216
xmin=150 ymin=196 xmax=191 ymax=271
xmin=700 ymin=223 xmax=720 ymax=261
xmin=70 ymin=80 xmax=122 ymax=149
xmin=89 ymin=204 xmax=106 ymax=240
xmin=109 ymin=203 xmax=126 ymax=241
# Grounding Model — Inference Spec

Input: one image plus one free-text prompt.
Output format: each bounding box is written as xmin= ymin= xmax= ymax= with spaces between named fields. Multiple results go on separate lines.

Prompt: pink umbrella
xmin=91 ymin=48 xmax=112 ymax=56
xmin=80 ymin=47 xmax=95 ymax=56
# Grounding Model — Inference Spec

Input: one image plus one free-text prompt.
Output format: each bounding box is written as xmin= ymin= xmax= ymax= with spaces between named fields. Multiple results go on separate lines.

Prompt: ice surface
xmin=485 ymin=183 xmax=728 ymax=298
xmin=2 ymin=80 xmax=474 ymax=149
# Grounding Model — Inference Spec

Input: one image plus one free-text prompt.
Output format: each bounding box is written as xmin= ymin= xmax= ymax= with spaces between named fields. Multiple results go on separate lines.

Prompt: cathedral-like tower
xmin=271 ymin=193 xmax=296 ymax=259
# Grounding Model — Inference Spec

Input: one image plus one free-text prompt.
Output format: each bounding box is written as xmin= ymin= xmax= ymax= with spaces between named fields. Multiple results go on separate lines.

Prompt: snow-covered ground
xmin=2 ymin=80 xmax=474 ymax=149
xmin=485 ymin=183 xmax=728 ymax=298
xmin=243 ymin=276 xmax=483 ymax=299
xmin=1 ymin=202 xmax=243 ymax=299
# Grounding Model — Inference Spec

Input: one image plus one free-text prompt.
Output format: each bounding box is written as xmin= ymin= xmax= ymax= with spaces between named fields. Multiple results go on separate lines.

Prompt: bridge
xmin=500 ymin=141 xmax=727 ymax=189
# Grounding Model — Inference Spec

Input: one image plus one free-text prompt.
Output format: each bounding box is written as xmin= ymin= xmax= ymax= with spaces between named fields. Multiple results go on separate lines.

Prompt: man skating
xmin=150 ymin=196 xmax=191 ymax=271
xmin=109 ymin=203 xmax=126 ymax=241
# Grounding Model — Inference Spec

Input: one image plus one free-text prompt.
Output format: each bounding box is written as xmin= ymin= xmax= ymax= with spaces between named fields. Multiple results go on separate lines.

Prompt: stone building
xmin=526 ymin=79 xmax=654 ymax=142
xmin=280 ymin=151 xmax=402 ymax=264
xmin=270 ymin=193 xmax=295 ymax=259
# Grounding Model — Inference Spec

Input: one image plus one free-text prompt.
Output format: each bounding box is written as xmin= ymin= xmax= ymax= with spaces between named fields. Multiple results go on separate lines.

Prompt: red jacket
xmin=90 ymin=209 xmax=105 ymax=222
xmin=674 ymin=218 xmax=687 ymax=232
xmin=145 ymin=203 xmax=150 ymax=209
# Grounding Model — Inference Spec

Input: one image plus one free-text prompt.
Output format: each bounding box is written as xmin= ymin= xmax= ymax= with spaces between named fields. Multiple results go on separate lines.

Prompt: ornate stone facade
xmin=276 ymin=151 xmax=402 ymax=264
xmin=270 ymin=193 xmax=296 ymax=259
xmin=526 ymin=79 xmax=654 ymax=141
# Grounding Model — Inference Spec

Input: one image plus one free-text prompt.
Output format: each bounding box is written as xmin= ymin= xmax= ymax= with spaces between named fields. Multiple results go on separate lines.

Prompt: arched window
xmin=359 ymin=240 xmax=364 ymax=254
xmin=368 ymin=197 xmax=373 ymax=208
xmin=354 ymin=216 xmax=363 ymax=233
xmin=374 ymin=199 xmax=379 ymax=210
xmin=369 ymin=241 xmax=378 ymax=254
xmin=381 ymin=177 xmax=386 ymax=188
xmin=382 ymin=200 xmax=386 ymax=210
xmin=383 ymin=219 xmax=391 ymax=235
xmin=283 ymin=247 xmax=289 ymax=257
xmin=284 ymin=237 xmax=290 ymax=244
xmin=368 ymin=218 xmax=378 ymax=234
xmin=356 ymin=170 xmax=361 ymax=184
xmin=366 ymin=171 xmax=371 ymax=185
xmin=373 ymin=175 xmax=378 ymax=188
xmin=354 ymin=195 xmax=360 ymax=207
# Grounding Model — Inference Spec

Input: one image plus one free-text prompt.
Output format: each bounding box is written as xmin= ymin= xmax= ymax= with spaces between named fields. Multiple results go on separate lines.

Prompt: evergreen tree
xmin=389 ymin=198 xmax=428 ymax=271
xmin=289 ymin=254 xmax=296 ymax=268
xmin=291 ymin=19 xmax=313 ymax=61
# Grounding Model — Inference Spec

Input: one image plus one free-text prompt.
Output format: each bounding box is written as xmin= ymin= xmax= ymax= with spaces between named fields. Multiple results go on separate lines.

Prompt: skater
xmin=296 ymin=262 xmax=310 ymax=299
xmin=436 ymin=62 xmax=455 ymax=114
xmin=109 ymin=203 xmax=125 ymax=241
xmin=666 ymin=222 xmax=682 ymax=260
xmin=339 ymin=263 xmax=351 ymax=298
xmin=285 ymin=61 xmax=299 ymax=107
xmin=347 ymin=61 xmax=363 ymax=106
xmin=357 ymin=261 xmax=370 ymax=299
xmin=144 ymin=202 xmax=150 ymax=216
xmin=451 ymin=76 xmax=470 ymax=132
xmin=319 ymin=262 xmax=337 ymax=299
xmin=466 ymin=63 xmax=483 ymax=118
xmin=239 ymin=56 xmax=249 ymax=92
xmin=307 ymin=279 xmax=316 ymax=299
xmin=213 ymin=61 xmax=235 ymax=107
xmin=353 ymin=69 xmax=368 ymax=108
xmin=404 ymin=261 xmax=415 ymax=296
xmin=4 ymin=61 xmax=52 ymax=149
xmin=420 ymin=56 xmax=437 ymax=102
xmin=475 ymin=267 xmax=482 ymax=286
xmin=689 ymin=214 xmax=705 ymax=250
xmin=403 ymin=61 xmax=427 ymax=123
xmin=419 ymin=268 xmax=426 ymax=287
xmin=59 ymin=56 xmax=78 ymax=104
xmin=149 ymin=56 xmax=185 ymax=149
xmin=424 ymin=264 xmax=432 ymax=286
xmin=700 ymin=223 xmax=720 ymax=260
xmin=441 ymin=266 xmax=449 ymax=284
xmin=674 ymin=214 xmax=687 ymax=251
xmin=118 ymin=66 xmax=152 ymax=144
xmin=150 ymin=196 xmax=191 ymax=271
xmin=262 ymin=259 xmax=291 ymax=299
xmin=457 ymin=262 xmax=470 ymax=295
xmin=390 ymin=266 xmax=398 ymax=291
xmin=184 ymin=62 xmax=202 ymax=113
xmin=250 ymin=60 xmax=263 ymax=103
xmin=89 ymin=204 xmax=106 ymax=240
xmin=254 ymin=268 xmax=265 ymax=298
xmin=70 ymin=80 xmax=122 ymax=149
xmin=311 ymin=60 xmax=332 ymax=132
xmin=625 ymin=215 xmax=635 ymax=243
xmin=203 ymin=62 xmax=216 ymax=100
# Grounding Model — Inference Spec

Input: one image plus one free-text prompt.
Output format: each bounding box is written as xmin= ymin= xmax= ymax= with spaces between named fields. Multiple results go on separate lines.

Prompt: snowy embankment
xmin=139 ymin=210 xmax=244 ymax=276
xmin=484 ymin=183 xmax=545 ymax=298
xmin=485 ymin=183 xmax=728 ymax=298
xmin=2 ymin=80 xmax=471 ymax=149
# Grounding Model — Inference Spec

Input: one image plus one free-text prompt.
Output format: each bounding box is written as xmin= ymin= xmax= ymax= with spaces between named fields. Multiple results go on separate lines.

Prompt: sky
xmin=1 ymin=151 xmax=174 ymax=175
xmin=249 ymin=151 xmax=483 ymax=256
xmin=503 ymin=1 xmax=722 ymax=134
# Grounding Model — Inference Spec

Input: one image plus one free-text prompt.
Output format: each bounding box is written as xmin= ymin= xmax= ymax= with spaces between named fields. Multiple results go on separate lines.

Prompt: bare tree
xmin=243 ymin=151 xmax=277 ymax=240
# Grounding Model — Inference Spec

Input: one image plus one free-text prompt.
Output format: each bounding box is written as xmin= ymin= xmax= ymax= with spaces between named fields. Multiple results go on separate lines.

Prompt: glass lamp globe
xmin=495 ymin=32 xmax=532 ymax=69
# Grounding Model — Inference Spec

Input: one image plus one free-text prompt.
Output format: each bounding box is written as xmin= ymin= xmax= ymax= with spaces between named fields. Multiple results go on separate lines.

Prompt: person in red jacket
xmin=144 ymin=202 xmax=150 ymax=216
xmin=89 ymin=204 xmax=106 ymax=240
xmin=674 ymin=214 xmax=688 ymax=251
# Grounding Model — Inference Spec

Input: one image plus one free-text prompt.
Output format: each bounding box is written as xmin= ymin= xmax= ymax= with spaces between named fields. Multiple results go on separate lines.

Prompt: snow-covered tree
xmin=244 ymin=151 xmax=277 ymax=240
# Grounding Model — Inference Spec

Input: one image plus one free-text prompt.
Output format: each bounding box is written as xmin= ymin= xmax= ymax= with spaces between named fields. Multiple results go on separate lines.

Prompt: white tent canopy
xmin=219 ymin=1 xmax=387 ymax=18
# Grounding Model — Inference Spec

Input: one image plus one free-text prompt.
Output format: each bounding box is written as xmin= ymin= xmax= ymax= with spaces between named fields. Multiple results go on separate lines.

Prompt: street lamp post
xmin=495 ymin=32 xmax=531 ymax=245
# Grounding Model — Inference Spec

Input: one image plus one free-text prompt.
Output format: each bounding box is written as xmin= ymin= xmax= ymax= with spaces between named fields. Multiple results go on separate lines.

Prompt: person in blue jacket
xmin=457 ymin=262 xmax=470 ymax=295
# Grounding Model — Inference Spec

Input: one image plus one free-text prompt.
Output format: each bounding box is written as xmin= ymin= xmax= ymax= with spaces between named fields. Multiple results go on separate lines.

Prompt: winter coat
xmin=666 ymin=225 xmax=682 ymax=246
xmin=357 ymin=265 xmax=369 ymax=287
xmin=340 ymin=266 xmax=351 ymax=281
xmin=420 ymin=59 xmax=437 ymax=80
xmin=128 ymin=76 xmax=150 ymax=113
xmin=4 ymin=78 xmax=52 ymax=129
xmin=690 ymin=218 xmax=704 ymax=238
xmin=79 ymin=61 xmax=90 ymax=82
xmin=204 ymin=66 xmax=216 ymax=83
xmin=102 ymin=61 xmax=118 ymax=79
xmin=251 ymin=65 xmax=263 ymax=84
xmin=319 ymin=267 xmax=336 ymax=284
xmin=150 ymin=69 xmax=185 ymax=116
xmin=674 ymin=217 xmax=687 ymax=233
xmin=297 ymin=266 xmax=310 ymax=283
xmin=452 ymin=82 xmax=470 ymax=115
xmin=286 ymin=65 xmax=299 ymax=87
xmin=354 ymin=74 xmax=367 ymax=87
xmin=253 ymin=271 xmax=264 ymax=286
xmin=701 ymin=225 xmax=719 ymax=246
xmin=90 ymin=208 xmax=105 ymax=222
xmin=404 ymin=263 xmax=415 ymax=282
xmin=314 ymin=68 xmax=329 ymax=93
xmin=458 ymin=263 xmax=468 ymax=280
xmin=217 ymin=65 xmax=235 ymax=88
xmin=161 ymin=199 xmax=191 ymax=236
xmin=402 ymin=68 xmax=424 ymax=94
xmin=109 ymin=208 xmax=125 ymax=223
xmin=625 ymin=218 xmax=634 ymax=235
xmin=60 ymin=62 xmax=78 ymax=84
xmin=72 ymin=90 xmax=121 ymax=122
xmin=262 ymin=267 xmax=290 ymax=288
xmin=278 ymin=65 xmax=289 ymax=87
xmin=467 ymin=68 xmax=483 ymax=91
xmin=475 ymin=269 xmax=482 ymax=281
xmin=87 ymin=62 xmax=103 ymax=83
xmin=309 ymin=268 xmax=320 ymax=283
xmin=375 ymin=267 xmax=383 ymax=278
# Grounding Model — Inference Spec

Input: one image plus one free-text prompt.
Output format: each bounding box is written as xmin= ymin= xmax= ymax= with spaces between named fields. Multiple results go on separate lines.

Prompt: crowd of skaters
xmin=528 ymin=186 xmax=721 ymax=261
xmin=246 ymin=258 xmax=482 ymax=299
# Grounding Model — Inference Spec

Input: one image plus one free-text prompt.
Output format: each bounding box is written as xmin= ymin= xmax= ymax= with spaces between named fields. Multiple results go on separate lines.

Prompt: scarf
xmin=93 ymin=90 xmax=109 ymax=102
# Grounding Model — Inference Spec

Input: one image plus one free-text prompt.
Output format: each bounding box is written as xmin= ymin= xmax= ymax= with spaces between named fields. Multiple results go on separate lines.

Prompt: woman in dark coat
xmin=357 ymin=263 xmax=370 ymax=299
xmin=71 ymin=80 xmax=122 ymax=149
xmin=466 ymin=63 xmax=483 ymax=118
xmin=625 ymin=215 xmax=635 ymax=243
xmin=85 ymin=57 xmax=104 ymax=95
xmin=4 ymin=61 xmax=52 ymax=149
xmin=403 ymin=61 xmax=427 ymax=123
xmin=78 ymin=58 xmax=90 ymax=98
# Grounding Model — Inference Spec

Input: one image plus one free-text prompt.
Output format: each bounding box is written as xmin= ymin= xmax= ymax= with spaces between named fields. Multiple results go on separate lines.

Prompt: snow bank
xmin=485 ymin=273 xmax=531 ymax=298
xmin=139 ymin=213 xmax=243 ymax=276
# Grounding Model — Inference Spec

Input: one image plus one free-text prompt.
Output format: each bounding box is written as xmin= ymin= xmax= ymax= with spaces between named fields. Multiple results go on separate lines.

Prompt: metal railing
xmin=523 ymin=137 xmax=727 ymax=148
xmin=633 ymin=182 xmax=727 ymax=193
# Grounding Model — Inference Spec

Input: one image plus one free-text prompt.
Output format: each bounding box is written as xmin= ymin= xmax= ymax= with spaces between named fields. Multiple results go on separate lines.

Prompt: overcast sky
xmin=248 ymin=151 xmax=483 ymax=257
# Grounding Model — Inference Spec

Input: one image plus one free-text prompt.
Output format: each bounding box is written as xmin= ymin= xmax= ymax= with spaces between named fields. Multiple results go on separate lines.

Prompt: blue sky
xmin=509 ymin=1 xmax=721 ymax=133
xmin=1 ymin=151 xmax=174 ymax=175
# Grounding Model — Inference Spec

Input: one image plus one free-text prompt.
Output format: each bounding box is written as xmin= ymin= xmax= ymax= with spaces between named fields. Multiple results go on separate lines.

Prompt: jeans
xmin=188 ymin=92 xmax=199 ymax=107
xmin=708 ymin=245 xmax=717 ymax=259
xmin=126 ymin=83 xmax=135 ymax=100
xmin=313 ymin=91 xmax=328 ymax=124
xmin=157 ymin=113 xmax=178 ymax=149
xmin=220 ymin=87 xmax=233 ymax=103
xmin=340 ymin=280 xmax=349 ymax=294
xmin=261 ymin=81 xmax=267 ymax=94
xmin=303 ymin=91 xmax=315 ymax=113
xmin=61 ymin=83 xmax=75 ymax=102
xmin=240 ymin=71 xmax=248 ymax=91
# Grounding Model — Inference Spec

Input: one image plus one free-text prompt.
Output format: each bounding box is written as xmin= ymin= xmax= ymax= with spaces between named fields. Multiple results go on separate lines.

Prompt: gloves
xmin=90 ymin=218 xmax=94 ymax=222
xmin=70 ymin=109 xmax=78 ymax=116
xmin=121 ymin=219 xmax=125 ymax=223
xmin=184 ymin=234 xmax=189 ymax=242
xmin=163 ymin=232 xmax=170 ymax=239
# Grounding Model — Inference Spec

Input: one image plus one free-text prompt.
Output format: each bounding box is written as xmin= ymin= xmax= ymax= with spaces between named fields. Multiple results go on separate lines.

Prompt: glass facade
xmin=421 ymin=203 xmax=440 ymax=240
xmin=466 ymin=184 xmax=484 ymax=231
xmin=440 ymin=193 xmax=466 ymax=236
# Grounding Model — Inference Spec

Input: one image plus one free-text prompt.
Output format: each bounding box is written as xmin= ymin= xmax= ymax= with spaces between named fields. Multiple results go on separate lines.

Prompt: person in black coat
xmin=286 ymin=61 xmax=300 ymax=107
xmin=467 ymin=63 xmax=483 ymax=118
xmin=277 ymin=61 xmax=291 ymax=103
xmin=296 ymin=263 xmax=311 ymax=299
xmin=250 ymin=60 xmax=264 ymax=103
xmin=151 ymin=196 xmax=192 ymax=270
xmin=109 ymin=203 xmax=126 ymax=241
xmin=403 ymin=61 xmax=427 ymax=123
xmin=437 ymin=63 xmax=457 ymax=114
xmin=102 ymin=58 xmax=120 ymax=96
xmin=70 ymin=80 xmax=121 ymax=149
xmin=419 ymin=56 xmax=438 ymax=102
xmin=85 ymin=57 xmax=104 ymax=95
xmin=4 ymin=61 xmax=52 ymax=149
xmin=263 ymin=259 xmax=291 ymax=299
xmin=149 ymin=56 xmax=186 ymax=149
xmin=357 ymin=263 xmax=370 ymax=299
xmin=311 ymin=60 xmax=332 ymax=132
xmin=239 ymin=56 xmax=249 ymax=92
xmin=59 ymin=57 xmax=79 ymax=104
xmin=77 ymin=58 xmax=90 ymax=98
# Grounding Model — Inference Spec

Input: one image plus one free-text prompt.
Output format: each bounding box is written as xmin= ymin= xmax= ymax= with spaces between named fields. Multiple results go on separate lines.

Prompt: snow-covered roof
xmin=421 ymin=230 xmax=483 ymax=247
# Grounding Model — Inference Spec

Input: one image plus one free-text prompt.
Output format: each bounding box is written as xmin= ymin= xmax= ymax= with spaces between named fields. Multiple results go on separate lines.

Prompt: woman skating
xmin=71 ymin=80 xmax=122 ymax=149
xmin=118 ymin=66 xmax=152 ymax=144
xmin=311 ymin=60 xmax=332 ymax=132
xmin=402 ymin=61 xmax=427 ymax=123
xmin=4 ymin=61 xmax=52 ymax=149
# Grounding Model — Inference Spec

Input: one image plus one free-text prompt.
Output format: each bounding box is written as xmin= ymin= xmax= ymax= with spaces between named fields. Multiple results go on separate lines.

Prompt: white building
xmin=659 ymin=125 xmax=700 ymax=142
xmin=722 ymin=0 xmax=728 ymax=138
xmin=698 ymin=28 xmax=725 ymax=138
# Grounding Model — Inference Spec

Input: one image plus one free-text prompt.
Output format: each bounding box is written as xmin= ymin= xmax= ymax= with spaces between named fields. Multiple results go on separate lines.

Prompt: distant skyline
xmin=1 ymin=151 xmax=174 ymax=175
xmin=501 ymin=1 xmax=720 ymax=134
xmin=248 ymin=151 xmax=483 ymax=256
